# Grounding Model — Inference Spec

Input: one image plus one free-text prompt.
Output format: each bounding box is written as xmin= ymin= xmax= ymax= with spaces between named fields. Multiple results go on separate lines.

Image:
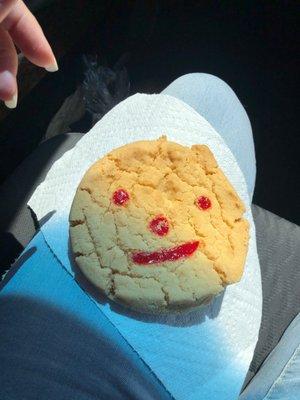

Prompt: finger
xmin=0 ymin=26 xmax=18 ymax=107
xmin=0 ymin=0 xmax=17 ymax=23
xmin=2 ymin=0 xmax=58 ymax=71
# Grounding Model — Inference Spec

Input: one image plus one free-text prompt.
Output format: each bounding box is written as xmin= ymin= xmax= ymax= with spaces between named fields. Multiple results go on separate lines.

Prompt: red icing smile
xmin=132 ymin=241 xmax=200 ymax=265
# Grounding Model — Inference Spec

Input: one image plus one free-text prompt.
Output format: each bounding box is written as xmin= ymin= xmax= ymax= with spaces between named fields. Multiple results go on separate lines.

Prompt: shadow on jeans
xmin=0 ymin=294 xmax=171 ymax=400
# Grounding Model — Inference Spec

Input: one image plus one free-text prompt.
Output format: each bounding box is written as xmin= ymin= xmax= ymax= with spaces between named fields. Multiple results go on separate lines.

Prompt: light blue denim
xmin=162 ymin=73 xmax=256 ymax=200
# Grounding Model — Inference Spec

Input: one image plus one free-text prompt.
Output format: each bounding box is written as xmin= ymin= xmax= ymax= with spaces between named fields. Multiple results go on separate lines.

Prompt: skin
xmin=0 ymin=0 xmax=57 ymax=107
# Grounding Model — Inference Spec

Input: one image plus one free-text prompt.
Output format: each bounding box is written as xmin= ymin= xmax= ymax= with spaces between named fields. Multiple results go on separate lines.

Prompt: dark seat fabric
xmin=244 ymin=205 xmax=300 ymax=387
xmin=0 ymin=133 xmax=83 ymax=272
xmin=0 ymin=133 xmax=299 ymax=389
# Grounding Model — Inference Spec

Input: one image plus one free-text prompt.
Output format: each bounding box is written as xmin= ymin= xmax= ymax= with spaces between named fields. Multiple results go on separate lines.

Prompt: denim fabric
xmin=162 ymin=73 xmax=256 ymax=200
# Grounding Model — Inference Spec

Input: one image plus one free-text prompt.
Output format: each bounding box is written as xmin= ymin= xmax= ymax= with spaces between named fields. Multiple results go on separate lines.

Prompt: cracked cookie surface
xmin=69 ymin=136 xmax=249 ymax=313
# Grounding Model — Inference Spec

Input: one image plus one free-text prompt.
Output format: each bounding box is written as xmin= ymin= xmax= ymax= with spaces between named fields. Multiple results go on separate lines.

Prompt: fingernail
xmin=0 ymin=71 xmax=17 ymax=105
xmin=45 ymin=59 xmax=59 ymax=72
xmin=5 ymin=92 xmax=18 ymax=109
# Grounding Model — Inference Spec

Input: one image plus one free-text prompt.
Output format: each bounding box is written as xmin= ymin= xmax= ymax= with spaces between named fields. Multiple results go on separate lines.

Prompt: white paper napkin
xmin=29 ymin=94 xmax=262 ymax=400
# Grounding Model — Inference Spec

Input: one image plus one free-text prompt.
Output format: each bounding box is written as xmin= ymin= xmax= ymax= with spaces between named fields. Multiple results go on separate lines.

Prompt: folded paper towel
xmin=29 ymin=94 xmax=262 ymax=400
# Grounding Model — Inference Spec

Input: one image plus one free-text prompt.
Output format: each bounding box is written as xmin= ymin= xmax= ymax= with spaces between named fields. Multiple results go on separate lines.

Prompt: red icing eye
xmin=112 ymin=189 xmax=130 ymax=206
xmin=196 ymin=196 xmax=211 ymax=210
xmin=149 ymin=216 xmax=169 ymax=236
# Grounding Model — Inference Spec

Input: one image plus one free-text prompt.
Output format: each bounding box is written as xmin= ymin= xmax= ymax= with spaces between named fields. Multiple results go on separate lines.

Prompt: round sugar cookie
xmin=69 ymin=136 xmax=249 ymax=313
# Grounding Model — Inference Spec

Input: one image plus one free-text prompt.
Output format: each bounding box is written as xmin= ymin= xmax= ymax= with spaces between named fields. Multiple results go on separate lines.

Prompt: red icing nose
xmin=149 ymin=216 xmax=169 ymax=236
xmin=197 ymin=195 xmax=211 ymax=210
xmin=112 ymin=189 xmax=130 ymax=206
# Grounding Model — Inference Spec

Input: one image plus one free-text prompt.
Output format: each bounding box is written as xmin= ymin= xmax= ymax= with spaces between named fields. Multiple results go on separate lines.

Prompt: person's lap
xmin=1 ymin=73 xmax=298 ymax=400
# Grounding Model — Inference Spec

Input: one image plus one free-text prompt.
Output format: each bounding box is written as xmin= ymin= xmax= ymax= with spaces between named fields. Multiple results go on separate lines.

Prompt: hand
xmin=0 ymin=0 xmax=57 ymax=109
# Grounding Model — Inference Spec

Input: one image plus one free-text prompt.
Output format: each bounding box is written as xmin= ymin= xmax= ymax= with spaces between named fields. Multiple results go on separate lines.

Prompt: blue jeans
xmin=1 ymin=73 xmax=299 ymax=399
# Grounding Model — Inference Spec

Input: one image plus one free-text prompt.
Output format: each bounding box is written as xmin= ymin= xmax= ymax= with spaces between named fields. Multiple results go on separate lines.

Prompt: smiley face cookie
xmin=69 ymin=137 xmax=249 ymax=313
